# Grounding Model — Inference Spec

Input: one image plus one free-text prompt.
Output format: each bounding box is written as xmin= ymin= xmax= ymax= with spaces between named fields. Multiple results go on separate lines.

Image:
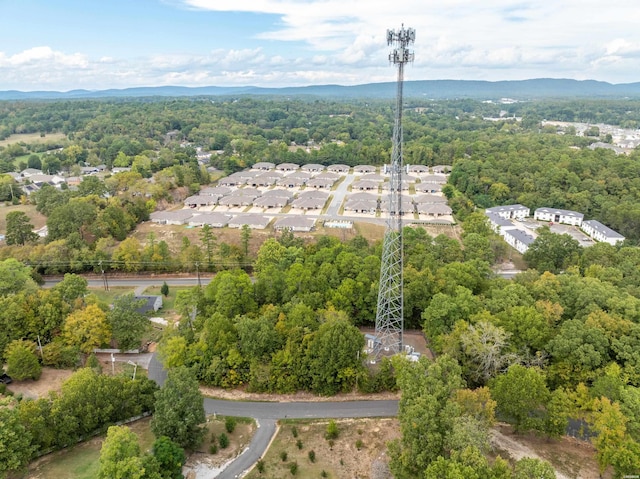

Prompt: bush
xmin=225 ymin=416 xmax=237 ymax=433
xmin=308 ymin=450 xmax=316 ymax=463
xmin=6 ymin=340 xmax=42 ymax=380
xmin=325 ymin=420 xmax=339 ymax=440
xmin=291 ymin=426 xmax=298 ymax=438
xmin=355 ymin=439 xmax=363 ymax=450
xmin=41 ymin=340 xmax=79 ymax=368
xmin=289 ymin=461 xmax=298 ymax=475
xmin=296 ymin=439 xmax=303 ymax=450
xmin=218 ymin=433 xmax=229 ymax=449
xmin=320 ymin=470 xmax=328 ymax=478
xmin=280 ymin=451 xmax=288 ymax=462
xmin=209 ymin=443 xmax=218 ymax=454
xmin=256 ymin=459 xmax=265 ymax=474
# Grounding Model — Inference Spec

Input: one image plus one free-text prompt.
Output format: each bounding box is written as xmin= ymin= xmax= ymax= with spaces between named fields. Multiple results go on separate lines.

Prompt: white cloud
xmin=2 ymin=0 xmax=640 ymax=90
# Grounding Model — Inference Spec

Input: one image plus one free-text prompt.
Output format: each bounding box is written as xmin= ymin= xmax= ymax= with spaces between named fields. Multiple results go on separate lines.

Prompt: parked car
xmin=0 ymin=373 xmax=12 ymax=384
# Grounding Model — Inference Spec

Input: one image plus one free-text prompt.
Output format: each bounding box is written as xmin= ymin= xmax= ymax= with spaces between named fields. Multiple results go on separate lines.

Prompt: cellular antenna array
xmin=373 ymin=25 xmax=415 ymax=360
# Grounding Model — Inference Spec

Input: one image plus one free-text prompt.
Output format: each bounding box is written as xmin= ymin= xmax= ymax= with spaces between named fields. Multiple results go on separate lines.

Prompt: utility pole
xmin=374 ymin=25 xmax=415 ymax=360
xmin=99 ymin=260 xmax=109 ymax=291
xmin=195 ymin=262 xmax=201 ymax=287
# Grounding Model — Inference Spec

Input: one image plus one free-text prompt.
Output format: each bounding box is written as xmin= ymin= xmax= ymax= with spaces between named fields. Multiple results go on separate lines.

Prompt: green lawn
xmin=0 ymin=132 xmax=67 ymax=148
xmin=140 ymin=285 xmax=190 ymax=315
xmin=0 ymin=204 xmax=47 ymax=233
xmin=24 ymin=418 xmax=154 ymax=479
xmin=86 ymin=286 xmax=137 ymax=306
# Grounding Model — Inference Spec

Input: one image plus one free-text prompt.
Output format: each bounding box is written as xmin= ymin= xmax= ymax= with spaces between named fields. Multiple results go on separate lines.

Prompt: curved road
xmin=148 ymin=355 xmax=398 ymax=478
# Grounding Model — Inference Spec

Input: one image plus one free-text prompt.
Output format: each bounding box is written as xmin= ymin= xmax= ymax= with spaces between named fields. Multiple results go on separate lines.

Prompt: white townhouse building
xmin=485 ymin=204 xmax=530 ymax=220
xmin=534 ymin=207 xmax=584 ymax=226
xmin=581 ymin=220 xmax=625 ymax=245
xmin=503 ymin=229 xmax=536 ymax=254
xmin=485 ymin=212 xmax=517 ymax=235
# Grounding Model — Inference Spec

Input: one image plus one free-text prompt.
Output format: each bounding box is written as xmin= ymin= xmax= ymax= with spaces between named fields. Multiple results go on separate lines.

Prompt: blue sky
xmin=1 ymin=0 xmax=639 ymax=91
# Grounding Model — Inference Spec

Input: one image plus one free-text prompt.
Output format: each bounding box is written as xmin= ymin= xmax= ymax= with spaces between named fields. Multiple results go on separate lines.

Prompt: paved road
xmin=326 ymin=173 xmax=355 ymax=217
xmin=43 ymin=276 xmax=214 ymax=289
xmin=147 ymin=353 xmax=398 ymax=478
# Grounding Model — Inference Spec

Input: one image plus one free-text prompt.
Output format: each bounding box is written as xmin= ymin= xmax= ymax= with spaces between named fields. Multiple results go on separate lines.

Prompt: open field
xmin=22 ymin=418 xmax=155 ymax=479
xmin=245 ymin=417 xmax=400 ymax=479
xmin=0 ymin=132 xmax=67 ymax=147
xmin=0 ymin=204 xmax=47 ymax=233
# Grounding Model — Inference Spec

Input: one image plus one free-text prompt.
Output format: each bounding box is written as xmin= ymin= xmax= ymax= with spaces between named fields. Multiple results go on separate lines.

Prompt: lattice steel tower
xmin=374 ymin=25 xmax=415 ymax=359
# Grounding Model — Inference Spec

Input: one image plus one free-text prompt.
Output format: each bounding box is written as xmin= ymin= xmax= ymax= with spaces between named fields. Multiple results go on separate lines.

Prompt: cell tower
xmin=374 ymin=25 xmax=415 ymax=359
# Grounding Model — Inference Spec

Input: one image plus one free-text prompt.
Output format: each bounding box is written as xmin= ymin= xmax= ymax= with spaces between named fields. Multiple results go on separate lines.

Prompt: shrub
xmin=225 ymin=416 xmax=237 ymax=433
xmin=256 ymin=459 xmax=265 ymax=474
xmin=325 ymin=420 xmax=339 ymax=440
xmin=320 ymin=470 xmax=328 ymax=478
xmin=308 ymin=450 xmax=316 ymax=463
xmin=218 ymin=433 xmax=229 ymax=449
xmin=6 ymin=340 xmax=42 ymax=380
xmin=209 ymin=443 xmax=218 ymax=454
xmin=289 ymin=461 xmax=298 ymax=475
xmin=355 ymin=439 xmax=363 ymax=450
xmin=296 ymin=439 xmax=303 ymax=450
xmin=280 ymin=451 xmax=288 ymax=462
xmin=291 ymin=426 xmax=298 ymax=438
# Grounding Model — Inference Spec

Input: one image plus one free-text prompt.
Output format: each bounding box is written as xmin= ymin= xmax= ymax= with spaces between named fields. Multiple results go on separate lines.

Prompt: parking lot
xmin=517 ymin=218 xmax=595 ymax=247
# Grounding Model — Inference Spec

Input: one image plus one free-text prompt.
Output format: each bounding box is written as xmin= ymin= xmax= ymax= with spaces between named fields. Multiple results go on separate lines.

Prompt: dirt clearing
xmin=6 ymin=367 xmax=74 ymax=399
xmin=491 ymin=423 xmax=605 ymax=479
xmin=244 ymin=417 xmax=400 ymax=479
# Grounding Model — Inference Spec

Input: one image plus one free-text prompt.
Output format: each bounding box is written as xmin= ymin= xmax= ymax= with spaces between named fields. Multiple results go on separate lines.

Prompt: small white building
xmin=534 ymin=207 xmax=583 ymax=226
xmin=504 ymin=229 xmax=536 ymax=254
xmin=485 ymin=204 xmax=530 ymax=220
xmin=581 ymin=220 xmax=625 ymax=245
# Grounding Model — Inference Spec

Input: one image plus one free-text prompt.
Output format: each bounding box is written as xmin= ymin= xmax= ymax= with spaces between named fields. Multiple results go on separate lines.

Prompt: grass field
xmin=86 ymin=286 xmax=137 ymax=305
xmin=24 ymin=418 xmax=155 ymax=479
xmin=141 ymin=285 xmax=189 ymax=315
xmin=0 ymin=132 xmax=67 ymax=148
xmin=0 ymin=204 xmax=47 ymax=233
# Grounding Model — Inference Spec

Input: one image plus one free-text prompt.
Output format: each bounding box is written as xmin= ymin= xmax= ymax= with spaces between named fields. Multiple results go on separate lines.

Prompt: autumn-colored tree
xmin=62 ymin=304 xmax=111 ymax=354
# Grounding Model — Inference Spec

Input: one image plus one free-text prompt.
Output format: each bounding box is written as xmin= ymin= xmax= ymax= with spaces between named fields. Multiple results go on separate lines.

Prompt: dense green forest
xmin=3 ymin=97 xmax=640 ymax=477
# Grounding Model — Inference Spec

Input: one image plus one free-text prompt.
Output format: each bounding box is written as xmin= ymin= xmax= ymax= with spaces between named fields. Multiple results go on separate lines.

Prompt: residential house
xmin=301 ymin=163 xmax=325 ymax=173
xmin=187 ymin=212 xmax=231 ymax=228
xmin=327 ymin=164 xmax=350 ymax=174
xmin=581 ymin=220 xmax=625 ymax=245
xmin=227 ymin=214 xmax=271 ymax=229
xmin=134 ymin=295 xmax=163 ymax=314
xmin=252 ymin=161 xmax=275 ymax=170
xmin=534 ymin=207 xmax=583 ymax=226
xmin=485 ymin=212 xmax=517 ymax=235
xmin=274 ymin=217 xmax=316 ymax=232
xmin=503 ymin=229 xmax=536 ymax=254
xmin=485 ymin=204 xmax=530 ymax=220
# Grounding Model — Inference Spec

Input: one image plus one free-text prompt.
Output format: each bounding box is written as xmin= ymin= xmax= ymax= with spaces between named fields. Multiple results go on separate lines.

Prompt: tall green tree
xmin=5 ymin=211 xmax=38 ymax=245
xmin=151 ymin=436 xmax=186 ymax=479
xmin=491 ymin=364 xmax=550 ymax=433
xmin=151 ymin=366 xmax=206 ymax=450
xmin=5 ymin=339 xmax=42 ymax=380
xmin=0 ymin=398 xmax=34 ymax=479
xmin=523 ymin=229 xmax=581 ymax=274
xmin=62 ymin=304 xmax=111 ymax=354
xmin=108 ymin=294 xmax=148 ymax=352
xmin=306 ymin=313 xmax=365 ymax=395
xmin=389 ymin=355 xmax=465 ymax=479
xmin=98 ymin=426 xmax=146 ymax=479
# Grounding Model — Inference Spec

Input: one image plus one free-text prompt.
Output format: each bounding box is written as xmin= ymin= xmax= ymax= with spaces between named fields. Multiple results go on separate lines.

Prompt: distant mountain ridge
xmin=2 ymin=78 xmax=640 ymax=101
